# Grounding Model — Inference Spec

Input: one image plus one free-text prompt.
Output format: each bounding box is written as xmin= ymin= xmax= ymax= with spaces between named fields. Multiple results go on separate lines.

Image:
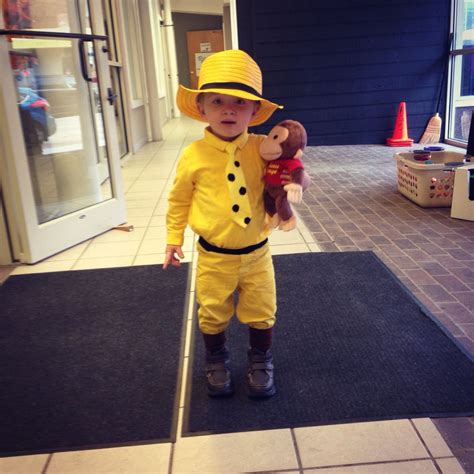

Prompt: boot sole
xmin=207 ymin=384 xmax=234 ymax=398
xmin=247 ymin=385 xmax=276 ymax=399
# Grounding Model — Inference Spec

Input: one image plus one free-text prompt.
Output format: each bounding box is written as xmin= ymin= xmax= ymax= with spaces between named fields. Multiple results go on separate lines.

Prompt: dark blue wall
xmin=237 ymin=0 xmax=451 ymax=145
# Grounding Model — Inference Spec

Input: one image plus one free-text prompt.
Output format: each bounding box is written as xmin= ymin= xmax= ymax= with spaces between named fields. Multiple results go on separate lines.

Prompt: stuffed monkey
xmin=260 ymin=120 xmax=307 ymax=231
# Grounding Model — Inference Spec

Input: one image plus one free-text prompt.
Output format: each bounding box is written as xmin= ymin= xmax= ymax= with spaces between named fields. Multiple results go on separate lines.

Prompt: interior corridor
xmin=0 ymin=117 xmax=471 ymax=473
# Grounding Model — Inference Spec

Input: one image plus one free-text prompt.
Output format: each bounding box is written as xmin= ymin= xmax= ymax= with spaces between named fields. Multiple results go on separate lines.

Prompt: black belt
xmin=198 ymin=237 xmax=268 ymax=255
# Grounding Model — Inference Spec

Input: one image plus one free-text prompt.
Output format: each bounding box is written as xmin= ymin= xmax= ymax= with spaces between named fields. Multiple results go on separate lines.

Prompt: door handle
xmin=107 ymin=87 xmax=117 ymax=105
xmin=78 ymin=39 xmax=93 ymax=82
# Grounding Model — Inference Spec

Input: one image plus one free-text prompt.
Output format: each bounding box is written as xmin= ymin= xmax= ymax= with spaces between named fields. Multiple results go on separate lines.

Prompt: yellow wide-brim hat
xmin=176 ymin=49 xmax=282 ymax=126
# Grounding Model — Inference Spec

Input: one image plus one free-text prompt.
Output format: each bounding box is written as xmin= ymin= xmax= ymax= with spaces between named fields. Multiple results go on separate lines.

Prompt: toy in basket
xmin=393 ymin=149 xmax=467 ymax=207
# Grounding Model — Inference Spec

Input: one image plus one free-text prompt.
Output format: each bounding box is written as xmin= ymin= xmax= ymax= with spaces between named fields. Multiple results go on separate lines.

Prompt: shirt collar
xmin=203 ymin=127 xmax=249 ymax=152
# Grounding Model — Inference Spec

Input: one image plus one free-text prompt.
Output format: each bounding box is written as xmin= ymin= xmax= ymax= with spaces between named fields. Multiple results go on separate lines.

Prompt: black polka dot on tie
xmin=234 ymin=161 xmax=240 ymax=167
xmin=232 ymin=204 xmax=239 ymax=212
xmin=244 ymin=217 xmax=251 ymax=224
xmin=239 ymin=186 xmax=246 ymax=195
xmin=227 ymin=173 xmax=235 ymax=181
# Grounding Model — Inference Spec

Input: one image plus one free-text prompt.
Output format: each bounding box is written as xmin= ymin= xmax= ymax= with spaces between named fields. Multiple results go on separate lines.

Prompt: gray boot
xmin=205 ymin=347 xmax=234 ymax=397
xmin=247 ymin=348 xmax=276 ymax=398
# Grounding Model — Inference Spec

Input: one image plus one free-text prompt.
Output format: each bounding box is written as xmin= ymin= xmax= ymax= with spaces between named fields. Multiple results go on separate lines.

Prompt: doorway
xmin=186 ymin=29 xmax=224 ymax=89
xmin=0 ymin=0 xmax=126 ymax=263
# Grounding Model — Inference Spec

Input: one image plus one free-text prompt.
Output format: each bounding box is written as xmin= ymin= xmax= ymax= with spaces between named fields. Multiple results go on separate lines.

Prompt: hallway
xmin=1 ymin=117 xmax=471 ymax=473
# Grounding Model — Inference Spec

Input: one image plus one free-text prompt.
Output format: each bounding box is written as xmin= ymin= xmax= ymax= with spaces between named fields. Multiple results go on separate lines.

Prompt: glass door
xmin=0 ymin=0 xmax=125 ymax=263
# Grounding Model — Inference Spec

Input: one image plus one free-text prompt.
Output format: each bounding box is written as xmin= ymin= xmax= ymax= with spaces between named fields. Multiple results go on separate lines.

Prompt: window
xmin=447 ymin=0 xmax=474 ymax=145
xmin=121 ymin=0 xmax=143 ymax=102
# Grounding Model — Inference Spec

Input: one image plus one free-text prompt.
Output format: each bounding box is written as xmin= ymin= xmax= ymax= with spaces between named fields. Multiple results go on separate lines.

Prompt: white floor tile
xmin=73 ymin=256 xmax=134 ymax=270
xmin=294 ymin=420 xmax=429 ymax=467
xmin=411 ymin=418 xmax=453 ymax=457
xmin=436 ymin=457 xmax=465 ymax=473
xmin=304 ymin=459 xmax=438 ymax=473
xmin=80 ymin=241 xmax=141 ymax=259
xmin=0 ymin=454 xmax=49 ymax=474
xmin=270 ymin=243 xmax=310 ymax=255
xmin=173 ymin=429 xmax=298 ymax=473
xmin=269 ymin=228 xmax=306 ymax=245
xmin=11 ymin=260 xmax=74 ymax=274
xmin=133 ymin=253 xmax=166 ymax=265
xmin=45 ymin=242 xmax=89 ymax=261
xmin=92 ymin=228 xmax=146 ymax=244
xmin=47 ymin=444 xmax=171 ymax=473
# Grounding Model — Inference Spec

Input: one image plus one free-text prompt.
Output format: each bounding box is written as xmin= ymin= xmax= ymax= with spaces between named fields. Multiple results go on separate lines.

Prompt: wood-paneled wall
xmin=237 ymin=0 xmax=451 ymax=145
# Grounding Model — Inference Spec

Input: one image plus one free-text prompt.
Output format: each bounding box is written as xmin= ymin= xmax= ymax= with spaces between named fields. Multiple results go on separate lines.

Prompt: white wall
xmin=171 ymin=0 xmax=223 ymax=15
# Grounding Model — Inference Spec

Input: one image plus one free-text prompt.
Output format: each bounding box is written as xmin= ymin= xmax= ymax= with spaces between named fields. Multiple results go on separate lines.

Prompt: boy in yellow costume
xmin=164 ymin=50 xmax=284 ymax=398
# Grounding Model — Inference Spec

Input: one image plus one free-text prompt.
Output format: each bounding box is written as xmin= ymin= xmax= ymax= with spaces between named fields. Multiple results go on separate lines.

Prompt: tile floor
xmin=1 ymin=117 xmax=472 ymax=473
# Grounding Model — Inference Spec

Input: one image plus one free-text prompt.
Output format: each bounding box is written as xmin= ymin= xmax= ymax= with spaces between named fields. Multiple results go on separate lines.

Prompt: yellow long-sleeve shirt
xmin=166 ymin=128 xmax=270 ymax=249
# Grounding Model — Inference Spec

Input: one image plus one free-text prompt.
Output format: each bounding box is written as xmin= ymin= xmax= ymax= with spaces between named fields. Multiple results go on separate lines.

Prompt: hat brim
xmin=176 ymin=85 xmax=282 ymax=126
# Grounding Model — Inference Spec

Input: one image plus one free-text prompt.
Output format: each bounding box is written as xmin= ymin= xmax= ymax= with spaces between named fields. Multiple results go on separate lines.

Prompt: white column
xmin=162 ymin=0 xmax=181 ymax=117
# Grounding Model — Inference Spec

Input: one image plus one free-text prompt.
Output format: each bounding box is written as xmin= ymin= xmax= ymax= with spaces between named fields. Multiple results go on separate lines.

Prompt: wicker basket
xmin=393 ymin=151 xmax=466 ymax=207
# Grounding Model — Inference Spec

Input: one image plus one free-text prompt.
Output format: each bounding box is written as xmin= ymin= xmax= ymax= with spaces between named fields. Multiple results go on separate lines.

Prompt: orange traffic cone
xmin=386 ymin=102 xmax=414 ymax=146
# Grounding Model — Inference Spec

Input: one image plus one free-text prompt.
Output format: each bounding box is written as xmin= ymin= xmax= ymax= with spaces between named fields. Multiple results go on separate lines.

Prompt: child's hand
xmin=163 ymin=244 xmax=184 ymax=269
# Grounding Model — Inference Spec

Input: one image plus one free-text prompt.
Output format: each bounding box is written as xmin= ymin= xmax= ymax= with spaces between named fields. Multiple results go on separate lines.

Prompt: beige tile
xmin=436 ymin=457 xmax=465 ymax=473
xmin=308 ymin=242 xmax=322 ymax=252
xmin=173 ymin=429 xmax=298 ymax=473
xmin=126 ymin=207 xmax=155 ymax=218
xmin=44 ymin=242 xmax=89 ymax=261
xmin=0 ymin=454 xmax=49 ymax=473
xmin=126 ymin=199 xmax=157 ymax=209
xmin=128 ymin=180 xmax=167 ymax=192
xmin=305 ymin=459 xmax=438 ymax=473
xmin=149 ymin=216 xmax=166 ymax=226
xmin=73 ymin=256 xmax=134 ymax=270
xmin=120 ymin=168 xmax=142 ymax=177
xmin=92 ymin=228 xmax=146 ymax=244
xmin=294 ymin=420 xmax=429 ymax=467
xmin=80 ymin=241 xmax=141 ymax=259
xmin=139 ymin=167 xmax=174 ymax=179
xmin=153 ymin=202 xmax=169 ymax=216
xmin=270 ymin=243 xmax=310 ymax=255
xmin=138 ymin=238 xmax=194 ymax=255
xmin=124 ymin=216 xmax=151 ymax=228
xmin=11 ymin=260 xmax=74 ymax=275
xmin=47 ymin=443 xmax=171 ymax=473
xmin=133 ymin=253 xmax=166 ymax=265
xmin=411 ymin=418 xmax=453 ymax=457
xmin=125 ymin=191 xmax=160 ymax=201
xmin=269 ymin=228 xmax=306 ymax=245
xmin=138 ymin=238 xmax=167 ymax=255
xmin=133 ymin=252 xmax=193 ymax=266
xmin=143 ymin=226 xmax=167 ymax=240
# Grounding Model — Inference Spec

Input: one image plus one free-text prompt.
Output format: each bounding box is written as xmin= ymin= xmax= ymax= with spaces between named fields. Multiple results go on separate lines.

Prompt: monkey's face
xmin=259 ymin=125 xmax=289 ymax=162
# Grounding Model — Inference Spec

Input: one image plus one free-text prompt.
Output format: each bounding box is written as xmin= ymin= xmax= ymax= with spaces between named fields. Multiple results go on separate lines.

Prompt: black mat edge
xmin=1 ymin=263 xmax=192 ymax=458
xmin=366 ymin=251 xmax=474 ymax=363
xmin=181 ymin=251 xmax=474 ymax=438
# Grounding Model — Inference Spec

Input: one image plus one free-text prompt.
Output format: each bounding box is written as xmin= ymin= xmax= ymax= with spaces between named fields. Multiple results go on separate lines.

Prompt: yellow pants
xmin=196 ymin=242 xmax=276 ymax=334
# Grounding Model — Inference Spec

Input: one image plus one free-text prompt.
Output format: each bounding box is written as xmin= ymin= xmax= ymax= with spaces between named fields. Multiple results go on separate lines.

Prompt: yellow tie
xmin=225 ymin=142 xmax=252 ymax=228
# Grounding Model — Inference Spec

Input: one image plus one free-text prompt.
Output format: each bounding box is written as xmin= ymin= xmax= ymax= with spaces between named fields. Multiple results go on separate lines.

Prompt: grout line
xmin=299 ymin=457 xmax=452 ymax=471
xmin=290 ymin=428 xmax=304 ymax=473
xmin=40 ymin=453 xmax=53 ymax=473
xmin=409 ymin=419 xmax=443 ymax=474
xmin=167 ymin=441 xmax=175 ymax=474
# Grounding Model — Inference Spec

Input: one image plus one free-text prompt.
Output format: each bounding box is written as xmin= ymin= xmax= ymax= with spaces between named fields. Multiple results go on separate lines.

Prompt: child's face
xmin=197 ymin=93 xmax=260 ymax=141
